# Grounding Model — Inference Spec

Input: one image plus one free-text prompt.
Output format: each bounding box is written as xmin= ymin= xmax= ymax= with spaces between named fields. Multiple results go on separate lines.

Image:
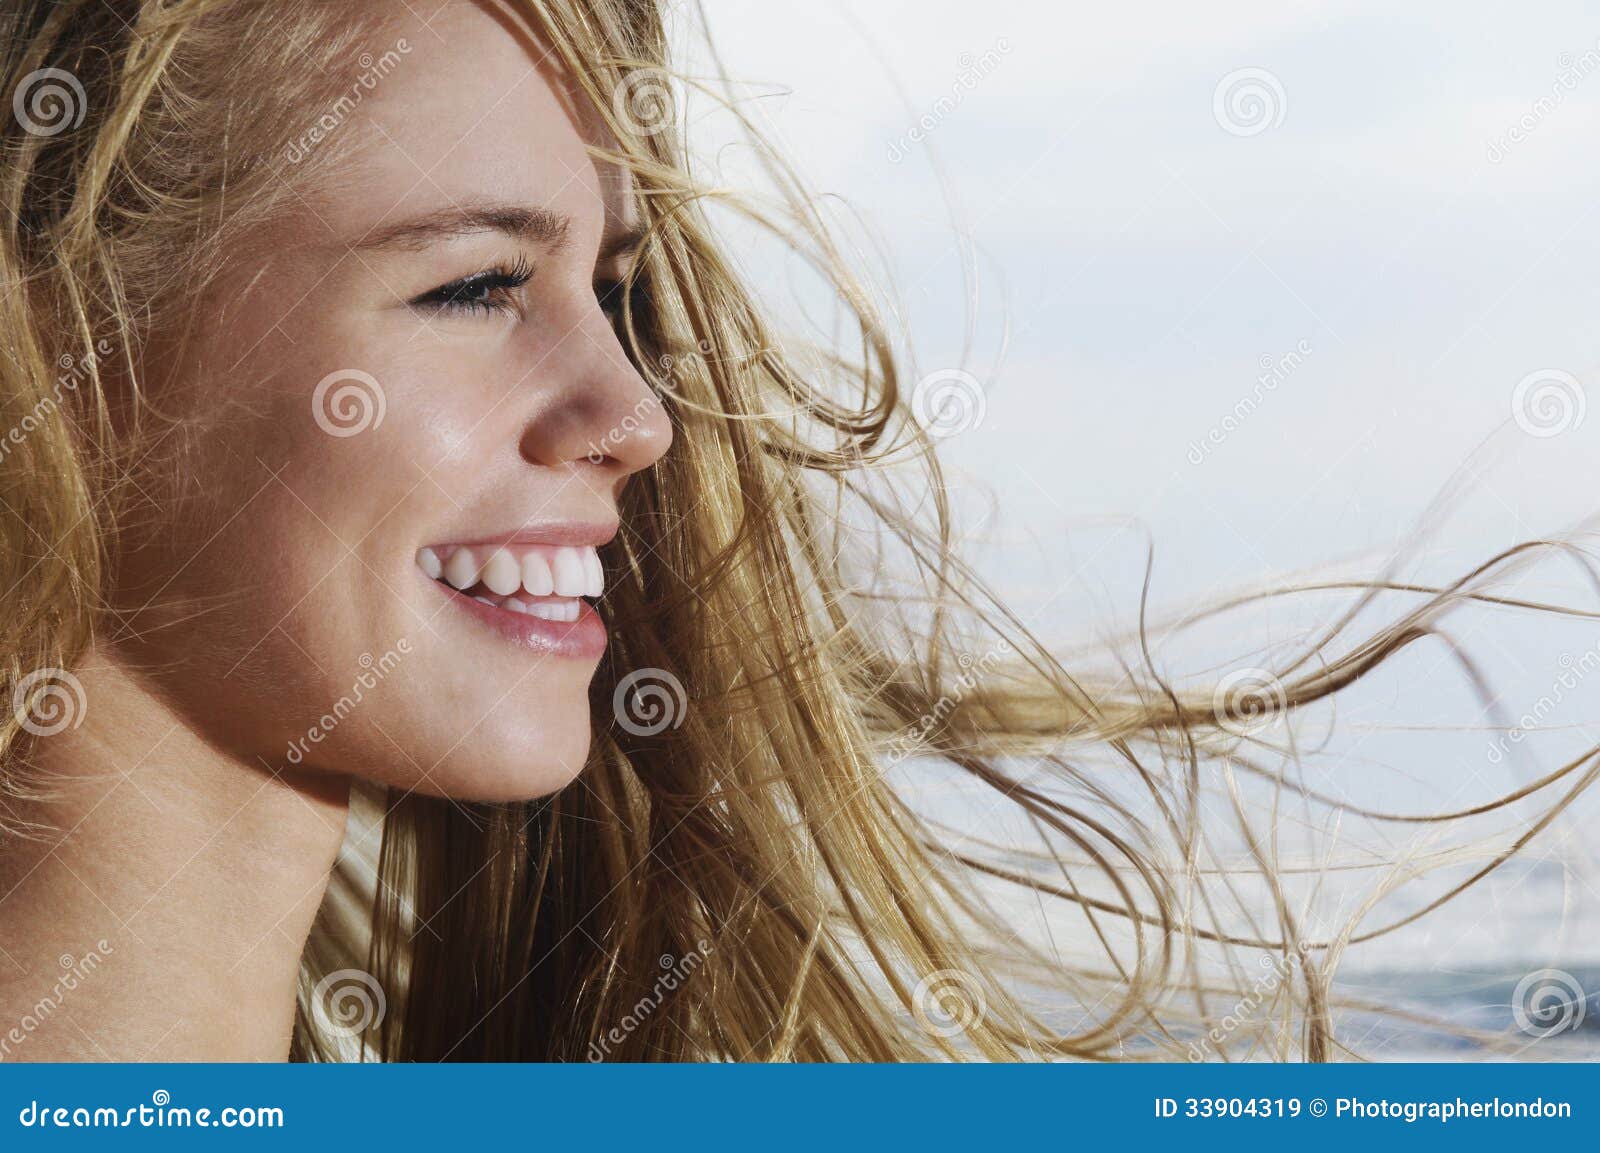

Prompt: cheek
xmin=109 ymin=313 xmax=596 ymax=799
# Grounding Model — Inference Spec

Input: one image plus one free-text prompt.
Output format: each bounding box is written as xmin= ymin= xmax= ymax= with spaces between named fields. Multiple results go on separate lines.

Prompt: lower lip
xmin=431 ymin=581 xmax=608 ymax=660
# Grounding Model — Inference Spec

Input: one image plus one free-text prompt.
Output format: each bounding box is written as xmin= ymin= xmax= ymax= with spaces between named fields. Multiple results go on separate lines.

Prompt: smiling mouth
xmin=415 ymin=542 xmax=603 ymax=622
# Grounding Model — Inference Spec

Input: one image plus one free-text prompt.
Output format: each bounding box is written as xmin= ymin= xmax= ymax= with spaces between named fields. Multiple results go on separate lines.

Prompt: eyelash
xmin=411 ymin=256 xmax=534 ymax=318
xmin=595 ymin=276 xmax=650 ymax=326
xmin=409 ymin=260 xmax=650 ymax=327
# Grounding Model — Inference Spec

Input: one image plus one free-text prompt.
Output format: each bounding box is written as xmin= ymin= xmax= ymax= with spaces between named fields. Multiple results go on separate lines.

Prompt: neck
xmin=0 ymin=645 xmax=350 ymax=1060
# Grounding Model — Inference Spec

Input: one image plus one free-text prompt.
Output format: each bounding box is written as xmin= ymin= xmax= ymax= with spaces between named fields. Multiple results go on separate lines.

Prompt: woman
xmin=0 ymin=0 xmax=1590 ymax=1061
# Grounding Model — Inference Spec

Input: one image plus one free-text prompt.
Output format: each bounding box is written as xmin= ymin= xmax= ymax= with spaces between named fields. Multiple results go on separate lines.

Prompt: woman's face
xmin=113 ymin=0 xmax=671 ymax=800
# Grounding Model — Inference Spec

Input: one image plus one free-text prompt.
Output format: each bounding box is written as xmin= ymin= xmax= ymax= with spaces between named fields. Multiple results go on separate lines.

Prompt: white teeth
xmin=482 ymin=549 xmax=522 ymax=596
xmin=420 ymin=541 xmax=603 ymax=601
xmin=520 ymin=551 xmax=555 ymax=597
xmin=444 ymin=547 xmax=480 ymax=590
xmin=454 ymin=588 xmax=581 ymax=623
xmin=527 ymin=600 xmax=579 ymax=622
xmin=550 ymin=547 xmax=587 ymax=597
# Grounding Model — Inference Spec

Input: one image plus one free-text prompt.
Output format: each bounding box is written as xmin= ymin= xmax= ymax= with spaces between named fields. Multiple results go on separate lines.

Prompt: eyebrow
xmin=355 ymin=200 xmax=648 ymax=263
xmin=357 ymin=203 xmax=570 ymax=251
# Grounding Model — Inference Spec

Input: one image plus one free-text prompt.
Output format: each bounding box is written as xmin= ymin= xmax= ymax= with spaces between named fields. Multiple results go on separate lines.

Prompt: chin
xmin=296 ymin=649 xmax=601 ymax=803
xmin=421 ymin=691 xmax=597 ymax=802
xmin=245 ymin=594 xmax=601 ymax=802
xmin=299 ymin=713 xmax=595 ymax=803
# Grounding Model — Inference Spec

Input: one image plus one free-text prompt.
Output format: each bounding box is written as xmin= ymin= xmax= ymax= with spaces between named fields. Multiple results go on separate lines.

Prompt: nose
xmin=518 ymin=306 xmax=673 ymax=482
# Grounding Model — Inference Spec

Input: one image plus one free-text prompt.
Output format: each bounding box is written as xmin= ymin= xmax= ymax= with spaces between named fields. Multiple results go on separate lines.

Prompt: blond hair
xmin=3 ymin=0 xmax=1593 ymax=1062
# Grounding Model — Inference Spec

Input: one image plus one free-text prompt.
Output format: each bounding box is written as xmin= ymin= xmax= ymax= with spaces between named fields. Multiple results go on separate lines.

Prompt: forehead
xmin=314 ymin=0 xmax=625 ymax=244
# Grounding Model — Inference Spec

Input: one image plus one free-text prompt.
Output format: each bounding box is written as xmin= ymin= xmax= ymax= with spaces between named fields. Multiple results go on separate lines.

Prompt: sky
xmin=681 ymin=2 xmax=1600 ymax=984
xmin=681 ymin=0 xmax=1600 ymax=710
xmin=690 ymin=0 xmax=1600 ymax=599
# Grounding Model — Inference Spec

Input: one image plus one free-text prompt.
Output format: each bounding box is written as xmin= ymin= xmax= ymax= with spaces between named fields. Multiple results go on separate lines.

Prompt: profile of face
xmin=110 ymin=0 xmax=671 ymax=800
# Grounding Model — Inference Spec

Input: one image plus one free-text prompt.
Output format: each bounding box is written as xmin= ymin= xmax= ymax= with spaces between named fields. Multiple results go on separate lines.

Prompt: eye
xmin=595 ymin=274 xmax=651 ymax=328
xmin=410 ymin=256 xmax=533 ymax=318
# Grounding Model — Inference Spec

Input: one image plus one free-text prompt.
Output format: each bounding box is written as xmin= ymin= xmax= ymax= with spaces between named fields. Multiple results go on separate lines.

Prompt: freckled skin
xmin=111 ymin=1 xmax=672 ymax=800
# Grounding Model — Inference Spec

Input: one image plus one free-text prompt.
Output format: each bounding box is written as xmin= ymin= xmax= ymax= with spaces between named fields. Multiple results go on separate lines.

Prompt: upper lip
xmin=423 ymin=519 xmax=619 ymax=550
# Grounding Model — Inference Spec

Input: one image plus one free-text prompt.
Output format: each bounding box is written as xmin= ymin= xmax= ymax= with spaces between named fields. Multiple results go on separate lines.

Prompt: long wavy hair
xmin=4 ymin=0 xmax=1595 ymax=1061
